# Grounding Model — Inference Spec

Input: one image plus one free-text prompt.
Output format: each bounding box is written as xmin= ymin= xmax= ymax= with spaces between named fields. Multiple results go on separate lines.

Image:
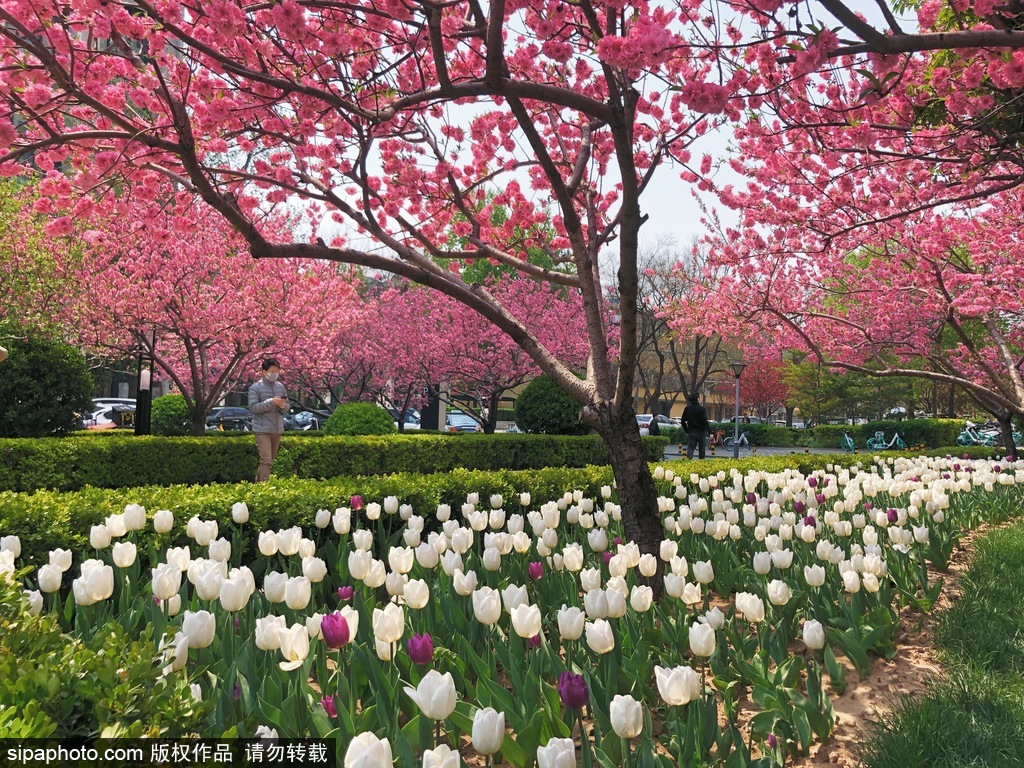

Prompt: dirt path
xmin=791 ymin=525 xmax=988 ymax=767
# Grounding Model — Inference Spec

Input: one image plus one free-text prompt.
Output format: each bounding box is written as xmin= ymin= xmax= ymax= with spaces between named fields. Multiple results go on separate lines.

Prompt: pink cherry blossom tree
xmin=63 ymin=193 xmax=359 ymax=434
xmin=3 ymin=0 xmax=1024 ymax=548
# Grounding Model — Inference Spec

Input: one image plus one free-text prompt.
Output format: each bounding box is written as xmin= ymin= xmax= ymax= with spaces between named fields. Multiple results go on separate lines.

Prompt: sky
xmin=323 ymin=1 xmax=920 ymax=274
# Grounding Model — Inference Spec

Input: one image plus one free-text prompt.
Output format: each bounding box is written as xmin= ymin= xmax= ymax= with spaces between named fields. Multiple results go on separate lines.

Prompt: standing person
xmin=681 ymin=393 xmax=709 ymax=460
xmin=648 ymin=415 xmax=660 ymax=436
xmin=249 ymin=358 xmax=288 ymax=482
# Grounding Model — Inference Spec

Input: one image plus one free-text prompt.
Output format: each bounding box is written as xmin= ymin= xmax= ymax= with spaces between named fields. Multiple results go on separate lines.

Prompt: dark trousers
xmin=686 ymin=430 xmax=706 ymax=460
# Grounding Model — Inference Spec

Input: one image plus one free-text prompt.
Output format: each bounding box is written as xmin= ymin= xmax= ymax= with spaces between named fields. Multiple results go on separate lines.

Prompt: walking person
xmin=249 ymin=358 xmax=288 ymax=482
xmin=681 ymin=393 xmax=709 ymax=460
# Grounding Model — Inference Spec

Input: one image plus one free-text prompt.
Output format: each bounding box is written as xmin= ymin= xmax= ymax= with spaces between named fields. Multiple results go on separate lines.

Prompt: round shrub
xmin=150 ymin=394 xmax=190 ymax=436
xmin=0 ymin=335 xmax=93 ymax=437
xmin=514 ymin=375 xmax=587 ymax=435
xmin=323 ymin=402 xmax=396 ymax=436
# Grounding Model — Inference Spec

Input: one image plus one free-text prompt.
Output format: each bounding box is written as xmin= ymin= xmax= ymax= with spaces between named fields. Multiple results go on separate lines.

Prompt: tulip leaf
xmin=823 ymin=646 xmax=846 ymax=695
xmin=826 ymin=627 xmax=871 ymax=679
xmin=792 ymin=706 xmax=813 ymax=753
xmin=515 ymin=709 xmax=547 ymax=766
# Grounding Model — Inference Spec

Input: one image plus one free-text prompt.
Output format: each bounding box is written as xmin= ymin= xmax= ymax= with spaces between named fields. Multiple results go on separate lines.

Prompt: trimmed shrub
xmin=809 ymin=419 xmax=962 ymax=449
xmin=0 ymin=433 xmax=668 ymax=493
xmin=514 ymin=375 xmax=587 ymax=435
xmin=0 ymin=336 xmax=93 ymax=438
xmin=150 ymin=394 xmax=191 ymax=436
xmin=0 ymin=447 xmax=1001 ymax=568
xmin=324 ymin=402 xmax=396 ymax=436
xmin=664 ymin=423 xmax=796 ymax=447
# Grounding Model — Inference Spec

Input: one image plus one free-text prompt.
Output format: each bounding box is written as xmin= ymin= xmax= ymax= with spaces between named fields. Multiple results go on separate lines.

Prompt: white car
xmin=636 ymin=414 xmax=672 ymax=436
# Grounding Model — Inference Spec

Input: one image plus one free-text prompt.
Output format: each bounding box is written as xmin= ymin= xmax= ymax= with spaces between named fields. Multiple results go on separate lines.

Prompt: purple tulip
xmin=350 ymin=495 xmax=363 ymax=510
xmin=321 ymin=611 xmax=351 ymax=649
xmin=887 ymin=508 xmax=899 ymax=524
xmin=864 ymin=502 xmax=873 ymax=511
xmin=942 ymin=473 xmax=950 ymax=479
xmin=953 ymin=464 xmax=961 ymax=471
xmin=407 ymin=633 xmax=434 ymax=665
xmin=614 ymin=537 xmax=623 ymax=546
xmin=528 ymin=633 xmax=542 ymax=649
xmin=322 ymin=695 xmax=337 ymax=718
xmin=602 ymin=551 xmax=613 ymax=566
xmin=746 ymin=493 xmax=757 ymax=505
xmin=528 ymin=561 xmax=544 ymax=581
xmin=822 ymin=478 xmax=829 ymax=487
xmin=815 ymin=493 xmax=826 ymax=505
xmin=767 ymin=734 xmax=777 ymax=749
xmin=234 ymin=616 xmax=241 ymax=632
xmin=963 ymin=453 xmax=970 ymax=460
xmin=807 ymin=477 xmax=818 ymax=488
xmin=233 ymin=682 xmax=242 ymax=701
xmin=793 ymin=500 xmax=805 ymax=515
xmin=803 ymin=515 xmax=817 ymax=528
xmin=994 ymin=465 xmax=1002 ymax=473
xmin=337 ymin=585 xmax=354 ymax=602
xmin=557 ymin=671 xmax=589 ymax=709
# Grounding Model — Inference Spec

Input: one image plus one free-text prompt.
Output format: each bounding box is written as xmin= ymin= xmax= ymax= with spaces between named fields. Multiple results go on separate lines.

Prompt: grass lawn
xmin=859 ymin=520 xmax=1024 ymax=768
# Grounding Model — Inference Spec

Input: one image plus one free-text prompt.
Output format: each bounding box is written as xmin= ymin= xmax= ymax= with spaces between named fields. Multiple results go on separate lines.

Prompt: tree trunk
xmin=997 ymin=412 xmax=1019 ymax=461
xmin=483 ymin=392 xmax=500 ymax=434
xmin=585 ymin=401 xmax=664 ymax=598
xmin=191 ymin=410 xmax=206 ymax=436
xmin=785 ymin=404 xmax=795 ymax=427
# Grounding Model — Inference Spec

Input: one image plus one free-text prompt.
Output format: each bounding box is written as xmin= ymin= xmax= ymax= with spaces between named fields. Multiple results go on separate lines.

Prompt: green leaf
xmin=823 ymin=646 xmax=846 ymax=695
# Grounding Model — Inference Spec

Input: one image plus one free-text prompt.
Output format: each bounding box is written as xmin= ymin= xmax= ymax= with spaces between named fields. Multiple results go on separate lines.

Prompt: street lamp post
xmin=730 ymin=361 xmax=747 ymax=459
xmin=135 ymin=331 xmax=155 ymax=436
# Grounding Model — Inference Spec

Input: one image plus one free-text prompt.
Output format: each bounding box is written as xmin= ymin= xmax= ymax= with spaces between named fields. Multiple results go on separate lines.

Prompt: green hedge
xmin=0 ymin=447 xmax=1000 ymax=568
xmin=808 ymin=419 xmax=963 ymax=449
xmin=663 ymin=423 xmax=796 ymax=447
xmin=0 ymin=434 xmax=669 ymax=493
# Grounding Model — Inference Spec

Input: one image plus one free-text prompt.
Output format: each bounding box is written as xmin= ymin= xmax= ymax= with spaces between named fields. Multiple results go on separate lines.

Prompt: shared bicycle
xmin=865 ymin=430 xmax=906 ymax=451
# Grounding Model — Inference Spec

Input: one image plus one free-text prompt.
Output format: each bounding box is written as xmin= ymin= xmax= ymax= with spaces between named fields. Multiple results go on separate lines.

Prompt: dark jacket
xmin=682 ymin=402 xmax=709 ymax=434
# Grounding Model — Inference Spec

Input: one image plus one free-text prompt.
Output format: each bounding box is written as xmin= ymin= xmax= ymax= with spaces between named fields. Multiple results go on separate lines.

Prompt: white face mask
xmin=265 ymin=372 xmax=280 ymax=382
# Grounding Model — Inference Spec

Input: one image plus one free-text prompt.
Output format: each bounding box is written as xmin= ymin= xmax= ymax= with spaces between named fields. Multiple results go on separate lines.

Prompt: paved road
xmin=661 ymin=444 xmax=849 ymax=461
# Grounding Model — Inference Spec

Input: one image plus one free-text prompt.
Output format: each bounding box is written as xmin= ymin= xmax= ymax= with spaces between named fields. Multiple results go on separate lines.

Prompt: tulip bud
xmin=689 ymin=622 xmax=716 ymax=657
xmin=231 ymin=502 xmax=249 ymax=524
xmin=610 ymin=694 xmax=643 ymax=739
xmin=472 ymin=707 xmax=505 ymax=755
xmin=344 ymin=733 xmax=392 ymax=767
xmin=803 ymin=619 xmax=826 ymax=650
xmin=153 ymin=509 xmax=174 ymax=534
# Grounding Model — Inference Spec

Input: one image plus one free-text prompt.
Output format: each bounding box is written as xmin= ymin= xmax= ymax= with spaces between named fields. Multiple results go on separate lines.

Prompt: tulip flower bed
xmin=2 ymin=454 xmax=1022 ymax=767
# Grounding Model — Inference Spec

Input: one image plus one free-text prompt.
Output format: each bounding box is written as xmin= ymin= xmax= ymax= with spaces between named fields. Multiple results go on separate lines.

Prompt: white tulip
xmin=278 ymin=623 xmax=310 ymax=671
xmin=89 ymin=524 xmax=111 ymax=550
xmin=609 ymin=694 xmax=643 ymax=739
xmin=654 ymin=665 xmax=701 ymax=706
xmin=472 ymin=707 xmax=505 ymax=755
xmin=258 ymin=531 xmax=279 ymax=557
xmin=689 ymin=622 xmax=716 ymax=657
xmin=404 ymin=579 xmax=430 ymax=609
xmin=123 ymin=504 xmax=147 ymax=531
xmin=153 ymin=509 xmax=174 ymax=534
xmin=404 ymin=670 xmax=457 ymax=720
xmin=182 ymin=610 xmax=216 ymax=649
xmin=302 ymin=556 xmax=328 ymax=583
xmin=453 ymin=569 xmax=478 ymax=596
xmin=112 ymin=541 xmax=137 ymax=568
xmin=231 ymin=502 xmax=249 ymax=524
xmin=284 ymin=576 xmax=311 ymax=610
xmin=344 ymin=732 xmax=393 ymax=767
xmin=585 ymin=619 xmax=615 ymax=654
xmin=536 ymin=738 xmax=576 ymax=768
xmin=152 ymin=562 xmax=182 ymax=600
xmin=256 ymin=615 xmax=287 ymax=651
xmin=803 ymin=619 xmax=826 ymax=650
xmin=472 ymin=587 xmax=502 ymax=626
xmin=511 ymin=603 xmax=543 ymax=638
xmin=37 ymin=563 xmax=63 ymax=593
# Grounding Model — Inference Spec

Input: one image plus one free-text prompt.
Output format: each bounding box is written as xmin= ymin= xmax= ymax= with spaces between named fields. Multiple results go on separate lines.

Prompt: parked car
xmin=636 ymin=413 xmax=672 ymax=436
xmin=392 ymin=409 xmax=421 ymax=431
xmin=206 ymin=406 xmax=252 ymax=431
xmin=446 ymin=410 xmax=480 ymax=433
xmin=82 ymin=403 xmax=136 ymax=429
xmin=286 ymin=409 xmax=331 ymax=430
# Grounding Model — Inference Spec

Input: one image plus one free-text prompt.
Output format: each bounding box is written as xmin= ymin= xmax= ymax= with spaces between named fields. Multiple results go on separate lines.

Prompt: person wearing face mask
xmin=248 ymin=358 xmax=289 ymax=482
